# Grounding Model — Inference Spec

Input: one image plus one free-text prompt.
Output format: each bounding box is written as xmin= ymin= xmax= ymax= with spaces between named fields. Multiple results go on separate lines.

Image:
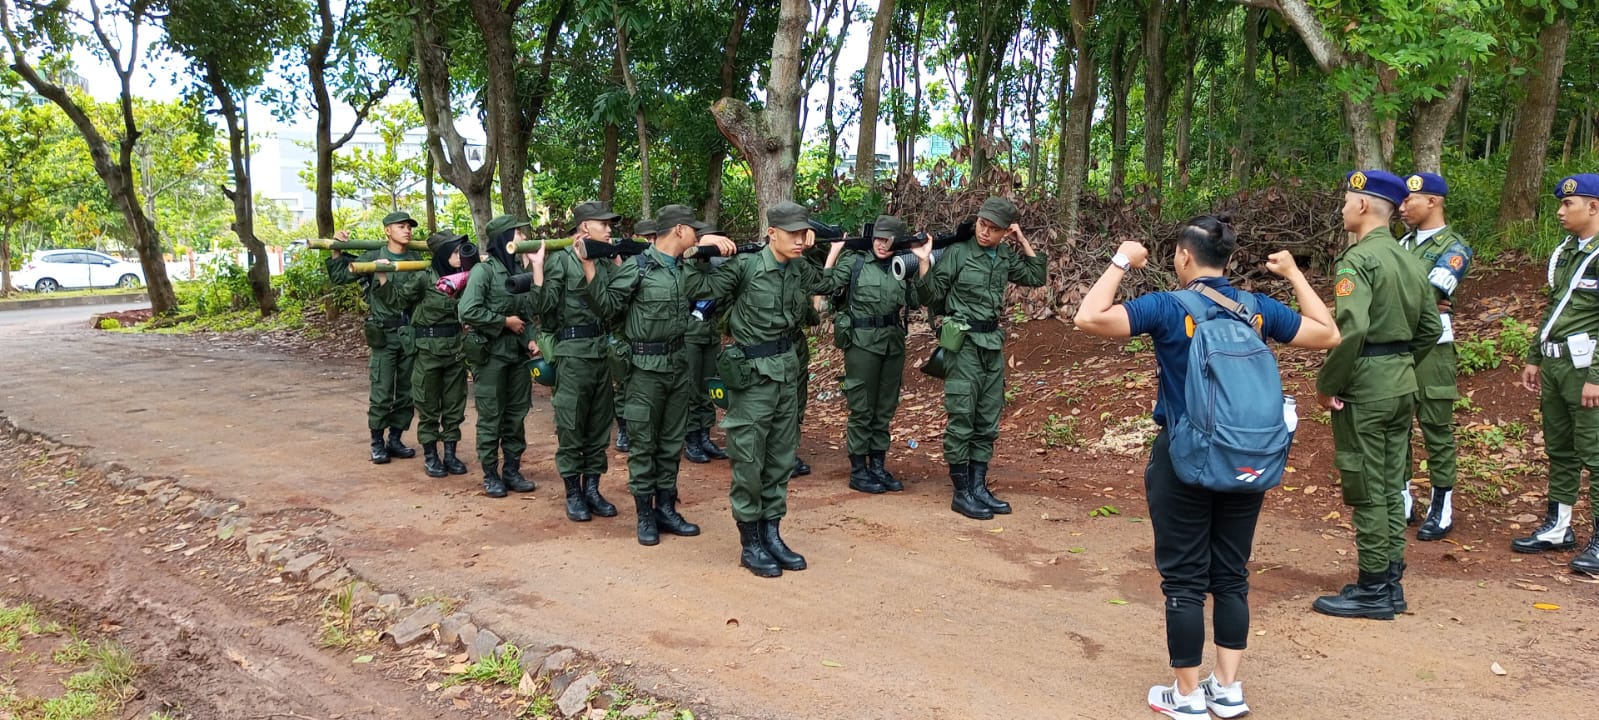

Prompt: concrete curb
xmin=0 ymin=291 xmax=148 ymax=312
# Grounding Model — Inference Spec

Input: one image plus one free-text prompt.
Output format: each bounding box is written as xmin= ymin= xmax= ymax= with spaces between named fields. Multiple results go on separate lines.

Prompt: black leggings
xmin=1145 ymin=430 xmax=1265 ymax=668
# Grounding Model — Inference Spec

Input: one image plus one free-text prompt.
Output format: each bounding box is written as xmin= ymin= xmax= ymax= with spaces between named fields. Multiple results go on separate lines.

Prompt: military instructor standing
xmin=327 ymin=211 xmax=422 ymax=464
xmin=1312 ymin=171 xmax=1441 ymax=620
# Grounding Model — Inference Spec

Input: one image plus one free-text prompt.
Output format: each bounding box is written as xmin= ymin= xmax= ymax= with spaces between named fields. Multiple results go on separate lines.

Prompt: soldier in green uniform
xmin=381 ymin=231 xmax=476 ymax=478
xmin=1312 ymin=170 xmax=1442 ymax=620
xmin=459 ymin=215 xmax=538 ymax=498
xmin=683 ymin=225 xmax=731 ymax=465
xmin=522 ymin=202 xmax=622 ymax=522
xmin=1516 ymin=173 xmax=1599 ymax=575
xmin=607 ymin=222 xmax=649 ymax=455
xmin=824 ymin=215 xmax=916 ymax=494
xmin=579 ymin=204 xmax=708 ymax=545
xmin=687 ymin=202 xmax=828 ymax=577
xmin=907 ymin=197 xmax=1048 ymax=520
xmin=790 ymin=309 xmax=817 ymax=478
xmin=1396 ymin=172 xmax=1472 ymax=540
xmin=326 ymin=211 xmax=423 ymax=464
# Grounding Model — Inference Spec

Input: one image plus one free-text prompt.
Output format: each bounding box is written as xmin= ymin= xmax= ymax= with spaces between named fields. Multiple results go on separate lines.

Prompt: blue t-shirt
xmin=1123 ymin=276 xmax=1302 ymax=427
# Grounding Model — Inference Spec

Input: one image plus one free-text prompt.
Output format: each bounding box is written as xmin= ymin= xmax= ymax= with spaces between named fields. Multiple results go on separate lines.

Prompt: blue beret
xmin=1404 ymin=172 xmax=1448 ymax=196
xmin=1345 ymin=170 xmax=1408 ymax=206
xmin=1555 ymin=174 xmax=1599 ymax=200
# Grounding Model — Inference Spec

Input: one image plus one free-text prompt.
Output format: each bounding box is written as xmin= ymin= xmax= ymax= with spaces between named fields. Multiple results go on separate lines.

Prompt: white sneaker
xmin=1200 ymin=673 xmax=1251 ymax=718
xmin=1147 ymin=681 xmax=1207 ymax=718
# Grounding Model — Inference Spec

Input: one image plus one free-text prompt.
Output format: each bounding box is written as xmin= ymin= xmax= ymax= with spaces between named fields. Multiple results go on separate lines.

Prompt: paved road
xmin=0 ymin=301 xmax=148 ymax=328
xmin=0 ymin=323 xmax=1593 ymax=719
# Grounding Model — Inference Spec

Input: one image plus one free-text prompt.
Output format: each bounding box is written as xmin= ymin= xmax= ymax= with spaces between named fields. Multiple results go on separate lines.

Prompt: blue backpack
xmin=1168 ymin=285 xmax=1291 ymax=493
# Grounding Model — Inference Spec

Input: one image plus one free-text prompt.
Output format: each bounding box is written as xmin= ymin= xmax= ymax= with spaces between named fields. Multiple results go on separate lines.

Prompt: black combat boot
xmin=369 ymin=428 xmax=390 ymax=464
xmin=482 ymin=467 xmax=508 ymax=499
xmin=441 ymin=441 xmax=469 ymax=475
xmin=1571 ymin=518 xmax=1599 ymax=575
xmin=654 ymin=489 xmax=701 ymax=536
xmin=385 ymin=428 xmax=416 ymax=459
xmin=759 ymin=517 xmax=807 ymax=571
xmin=422 ymin=442 xmax=446 ymax=478
xmin=581 ymin=474 xmax=617 ymax=517
xmin=562 ymin=476 xmax=591 ymax=522
xmin=683 ymin=431 xmax=710 ymax=464
xmin=737 ymin=520 xmax=781 ymax=578
xmin=501 ymin=455 xmax=535 ymax=493
xmin=615 ymin=418 xmax=631 ymax=453
xmin=1416 ymin=486 xmax=1453 ymax=541
xmin=968 ymin=461 xmax=1011 ymax=514
xmin=791 ymin=456 xmax=812 ymax=477
xmin=848 ymin=455 xmax=885 ymax=494
xmin=633 ymin=494 xmax=659 ymax=546
xmin=700 ymin=430 xmax=728 ymax=460
xmin=1389 ymin=561 xmax=1408 ymax=615
xmin=1312 ymin=570 xmax=1395 ymax=620
xmin=869 ymin=451 xmax=902 ymax=492
xmin=949 ymin=463 xmax=993 ymax=520
xmin=1511 ymin=501 xmax=1576 ymax=553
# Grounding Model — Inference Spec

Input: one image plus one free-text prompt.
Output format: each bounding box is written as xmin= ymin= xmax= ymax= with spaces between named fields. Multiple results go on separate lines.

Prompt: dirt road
xmin=2 ymin=313 xmax=1595 ymax=719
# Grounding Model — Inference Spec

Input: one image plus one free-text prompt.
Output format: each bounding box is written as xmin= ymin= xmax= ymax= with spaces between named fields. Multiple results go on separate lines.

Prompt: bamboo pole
xmin=306 ymin=238 xmax=431 ymax=252
xmin=350 ymin=260 xmax=432 ymax=273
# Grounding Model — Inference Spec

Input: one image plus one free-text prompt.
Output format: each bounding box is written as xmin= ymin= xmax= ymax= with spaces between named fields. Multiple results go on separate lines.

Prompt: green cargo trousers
xmin=793 ymin=331 xmax=810 ymax=427
xmin=1332 ymin=394 xmax=1414 ymax=574
xmin=552 ymin=356 xmax=613 ymax=477
xmin=608 ymin=335 xmax=631 ymax=422
xmin=411 ymin=339 xmax=467 ymax=444
xmin=1406 ymin=343 xmax=1459 ymax=490
xmin=685 ymin=339 xmax=720 ymax=434
xmin=368 ymin=327 xmax=417 ymax=432
xmin=725 ymin=374 xmax=799 ymax=522
xmin=942 ymin=343 xmax=1005 ymax=465
xmin=472 ymin=354 xmax=531 ymax=467
xmin=623 ymin=357 xmax=693 ymax=496
xmin=1540 ymin=356 xmax=1599 ymax=507
xmin=843 ymin=344 xmax=905 ymax=455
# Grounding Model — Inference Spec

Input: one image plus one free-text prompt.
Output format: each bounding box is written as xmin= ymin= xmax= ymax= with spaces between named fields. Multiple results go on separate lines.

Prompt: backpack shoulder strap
xmin=843 ymin=253 xmax=866 ymax=310
xmin=628 ymin=252 xmax=659 ymax=297
xmin=1179 ymin=283 xmax=1264 ymax=337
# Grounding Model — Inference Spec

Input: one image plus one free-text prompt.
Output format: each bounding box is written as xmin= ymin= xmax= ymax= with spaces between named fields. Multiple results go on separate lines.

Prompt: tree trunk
xmin=1108 ymin=29 xmax=1132 ymax=202
xmin=424 ymin=132 xmax=437 ymax=233
xmin=414 ymin=0 xmax=497 ymax=236
xmin=1141 ymin=0 xmax=1170 ymax=193
xmin=600 ymin=122 xmax=619 ymax=203
xmin=1059 ymin=0 xmax=1097 ymax=239
xmin=308 ymin=0 xmax=388 ymax=239
xmin=1236 ymin=0 xmax=1383 ymax=168
xmin=1562 ymin=114 xmax=1577 ymax=166
xmin=1232 ymin=6 xmax=1261 ymax=181
xmin=1174 ymin=60 xmax=1197 ymax=189
xmin=1 ymin=223 xmax=12 ymax=295
xmin=613 ymin=1 xmax=652 ymax=216
xmin=896 ymin=2 xmax=926 ymax=184
xmin=1498 ymin=16 xmax=1571 ymax=230
xmin=822 ymin=3 xmax=852 ymax=179
xmin=467 ymin=0 xmax=529 ymax=218
xmin=204 ymin=61 xmax=274 ymax=314
xmin=1409 ymin=74 xmax=1467 ymax=174
xmin=854 ymin=0 xmax=895 ymax=183
xmin=701 ymin=0 xmax=752 ymax=226
xmin=0 ymin=8 xmax=177 ymax=314
xmin=710 ymin=0 xmax=809 ymax=228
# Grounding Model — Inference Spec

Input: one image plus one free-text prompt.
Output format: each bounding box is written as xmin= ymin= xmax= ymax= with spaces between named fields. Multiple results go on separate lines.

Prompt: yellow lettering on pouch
xmin=1336 ymin=277 xmax=1356 ymax=297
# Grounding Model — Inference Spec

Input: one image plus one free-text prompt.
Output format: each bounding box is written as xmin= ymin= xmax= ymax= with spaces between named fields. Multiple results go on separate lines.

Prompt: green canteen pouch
xmin=362 ymin=321 xmax=388 ymax=349
xmin=832 ymin=314 xmax=852 ymax=350
xmin=938 ymin=320 xmax=968 ymax=353
xmin=717 ymin=344 xmax=756 ymax=390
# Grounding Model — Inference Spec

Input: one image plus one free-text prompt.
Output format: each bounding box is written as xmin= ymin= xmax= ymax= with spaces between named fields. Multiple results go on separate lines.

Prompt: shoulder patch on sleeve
xmin=1335 ymin=277 xmax=1356 ymax=297
xmin=1336 ymin=267 xmax=1358 ymax=276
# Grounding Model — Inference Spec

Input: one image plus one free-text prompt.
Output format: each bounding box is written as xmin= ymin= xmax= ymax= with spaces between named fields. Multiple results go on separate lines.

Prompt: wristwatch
xmin=1111 ymin=253 xmax=1131 ymax=271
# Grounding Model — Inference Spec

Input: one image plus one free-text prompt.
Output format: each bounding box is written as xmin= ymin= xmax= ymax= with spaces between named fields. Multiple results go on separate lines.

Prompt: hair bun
xmin=1214 ymin=212 xmax=1235 ymax=226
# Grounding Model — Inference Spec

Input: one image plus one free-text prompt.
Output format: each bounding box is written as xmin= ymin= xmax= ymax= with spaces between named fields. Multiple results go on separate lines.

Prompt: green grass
xmin=0 ymin=603 xmax=64 ymax=652
xmin=446 ymin=643 xmax=523 ymax=687
xmin=0 ymin=287 xmax=145 ymax=303
xmin=0 ymin=600 xmax=140 ymax=720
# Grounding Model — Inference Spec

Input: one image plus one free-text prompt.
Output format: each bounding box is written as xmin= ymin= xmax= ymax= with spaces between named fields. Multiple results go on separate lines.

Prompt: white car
xmin=14 ymin=249 xmax=145 ymax=292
